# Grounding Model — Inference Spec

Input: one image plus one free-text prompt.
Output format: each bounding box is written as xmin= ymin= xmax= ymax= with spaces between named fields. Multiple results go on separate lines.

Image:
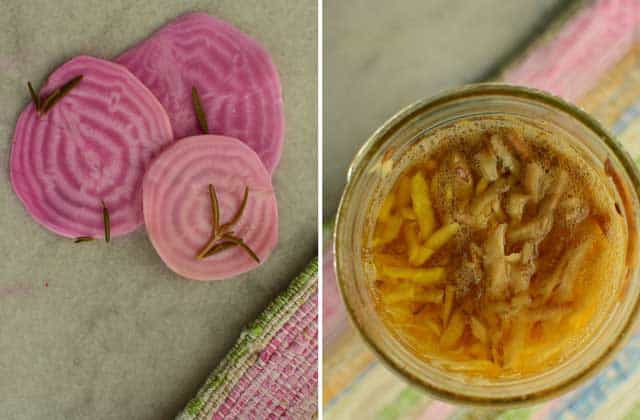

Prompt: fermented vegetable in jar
xmin=370 ymin=119 xmax=627 ymax=377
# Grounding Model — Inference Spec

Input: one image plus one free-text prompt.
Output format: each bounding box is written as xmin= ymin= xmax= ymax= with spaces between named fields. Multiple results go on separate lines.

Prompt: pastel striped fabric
xmin=178 ymin=260 xmax=318 ymax=419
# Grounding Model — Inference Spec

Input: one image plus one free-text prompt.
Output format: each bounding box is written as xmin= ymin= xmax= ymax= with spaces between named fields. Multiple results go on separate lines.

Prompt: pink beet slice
xmin=10 ymin=55 xmax=174 ymax=239
xmin=116 ymin=12 xmax=285 ymax=174
xmin=142 ymin=135 xmax=278 ymax=281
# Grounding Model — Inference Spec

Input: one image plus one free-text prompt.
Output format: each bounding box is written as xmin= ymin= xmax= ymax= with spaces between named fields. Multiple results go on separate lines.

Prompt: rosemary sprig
xmin=74 ymin=236 xmax=95 ymax=243
xmin=40 ymin=75 xmax=83 ymax=114
xmin=102 ymin=200 xmax=111 ymax=243
xmin=27 ymin=82 xmax=41 ymax=110
xmin=196 ymin=184 xmax=259 ymax=264
xmin=191 ymin=86 xmax=209 ymax=134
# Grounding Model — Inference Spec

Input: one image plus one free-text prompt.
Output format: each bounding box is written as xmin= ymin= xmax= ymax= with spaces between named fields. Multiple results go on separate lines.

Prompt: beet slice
xmin=10 ymin=55 xmax=174 ymax=239
xmin=142 ymin=135 xmax=278 ymax=281
xmin=116 ymin=12 xmax=285 ymax=174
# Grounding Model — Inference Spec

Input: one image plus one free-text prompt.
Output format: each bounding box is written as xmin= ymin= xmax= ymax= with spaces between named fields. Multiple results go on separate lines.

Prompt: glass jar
xmin=334 ymin=84 xmax=640 ymax=406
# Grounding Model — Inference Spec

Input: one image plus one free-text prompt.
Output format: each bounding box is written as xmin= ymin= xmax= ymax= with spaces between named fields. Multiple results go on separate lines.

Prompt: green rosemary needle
xmin=74 ymin=236 xmax=95 ymax=243
xmin=222 ymin=234 xmax=260 ymax=263
xmin=191 ymin=86 xmax=209 ymax=134
xmin=209 ymin=184 xmax=220 ymax=231
xmin=202 ymin=241 xmax=237 ymax=258
xmin=41 ymin=75 xmax=83 ymax=114
xmin=102 ymin=200 xmax=111 ymax=243
xmin=27 ymin=81 xmax=41 ymax=110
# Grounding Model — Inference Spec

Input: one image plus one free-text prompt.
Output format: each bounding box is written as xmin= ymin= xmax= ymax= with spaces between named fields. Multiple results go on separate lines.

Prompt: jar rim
xmin=334 ymin=83 xmax=640 ymax=406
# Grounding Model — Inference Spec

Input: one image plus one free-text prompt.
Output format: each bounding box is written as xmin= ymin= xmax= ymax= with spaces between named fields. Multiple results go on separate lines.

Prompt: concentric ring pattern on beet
xmin=117 ymin=12 xmax=285 ymax=174
xmin=142 ymin=135 xmax=279 ymax=281
xmin=10 ymin=55 xmax=174 ymax=239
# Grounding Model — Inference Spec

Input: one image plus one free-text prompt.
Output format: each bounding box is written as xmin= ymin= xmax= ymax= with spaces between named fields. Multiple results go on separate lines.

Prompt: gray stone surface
xmin=0 ymin=1 xmax=316 ymax=419
xmin=324 ymin=0 xmax=569 ymax=220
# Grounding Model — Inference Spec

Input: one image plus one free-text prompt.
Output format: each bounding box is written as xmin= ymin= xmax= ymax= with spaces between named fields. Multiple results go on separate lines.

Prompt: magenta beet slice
xmin=142 ymin=135 xmax=278 ymax=281
xmin=116 ymin=12 xmax=284 ymax=174
xmin=10 ymin=55 xmax=174 ymax=239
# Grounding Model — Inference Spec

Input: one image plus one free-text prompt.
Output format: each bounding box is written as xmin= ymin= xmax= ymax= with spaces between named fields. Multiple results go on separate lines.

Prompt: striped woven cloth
xmin=178 ymin=260 xmax=318 ymax=420
xmin=324 ymin=0 xmax=640 ymax=418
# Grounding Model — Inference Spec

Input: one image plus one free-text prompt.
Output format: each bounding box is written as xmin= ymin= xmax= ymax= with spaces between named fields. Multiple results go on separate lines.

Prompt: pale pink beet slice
xmin=116 ymin=12 xmax=284 ymax=174
xmin=142 ymin=135 xmax=278 ymax=281
xmin=10 ymin=55 xmax=174 ymax=239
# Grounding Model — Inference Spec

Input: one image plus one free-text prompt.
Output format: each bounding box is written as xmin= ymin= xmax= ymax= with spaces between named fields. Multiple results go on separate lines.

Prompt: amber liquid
xmin=370 ymin=118 xmax=626 ymax=377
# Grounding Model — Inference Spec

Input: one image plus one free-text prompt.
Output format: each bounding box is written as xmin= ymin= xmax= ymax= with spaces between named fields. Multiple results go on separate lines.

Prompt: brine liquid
xmin=369 ymin=117 xmax=627 ymax=377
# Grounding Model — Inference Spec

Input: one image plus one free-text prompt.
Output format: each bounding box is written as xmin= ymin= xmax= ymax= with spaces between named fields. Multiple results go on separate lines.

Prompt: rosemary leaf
xmin=41 ymin=75 xmax=83 ymax=114
xmin=221 ymin=187 xmax=249 ymax=230
xmin=40 ymin=88 xmax=61 ymax=113
xmin=209 ymin=184 xmax=220 ymax=231
xmin=202 ymin=241 xmax=237 ymax=258
xmin=223 ymin=234 xmax=260 ymax=263
xmin=27 ymin=81 xmax=41 ymax=110
xmin=191 ymin=86 xmax=209 ymax=134
xmin=196 ymin=241 xmax=213 ymax=259
xmin=59 ymin=75 xmax=83 ymax=95
xmin=102 ymin=200 xmax=111 ymax=243
xmin=74 ymin=236 xmax=95 ymax=243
